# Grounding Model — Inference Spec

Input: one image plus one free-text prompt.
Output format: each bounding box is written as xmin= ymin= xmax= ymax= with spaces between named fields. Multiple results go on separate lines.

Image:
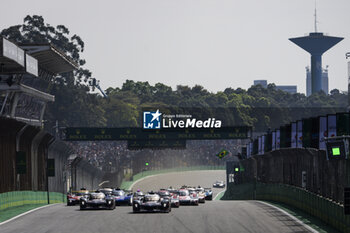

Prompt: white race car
xmin=213 ymin=181 xmax=225 ymax=188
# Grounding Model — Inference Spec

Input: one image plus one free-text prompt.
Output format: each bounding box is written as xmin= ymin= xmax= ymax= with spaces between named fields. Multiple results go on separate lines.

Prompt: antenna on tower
xmin=314 ymin=1 xmax=318 ymax=32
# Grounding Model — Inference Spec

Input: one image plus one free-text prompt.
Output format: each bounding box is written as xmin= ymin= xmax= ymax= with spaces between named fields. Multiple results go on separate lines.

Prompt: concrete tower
xmin=289 ymin=8 xmax=343 ymax=94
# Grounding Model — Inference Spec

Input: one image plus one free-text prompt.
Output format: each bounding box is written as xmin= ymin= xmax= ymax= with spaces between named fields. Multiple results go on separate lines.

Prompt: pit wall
xmin=222 ymin=182 xmax=350 ymax=233
xmin=0 ymin=117 xmax=73 ymax=194
xmin=0 ymin=117 xmax=77 ymax=213
xmin=237 ymin=148 xmax=349 ymax=204
xmin=225 ymin=147 xmax=350 ymax=233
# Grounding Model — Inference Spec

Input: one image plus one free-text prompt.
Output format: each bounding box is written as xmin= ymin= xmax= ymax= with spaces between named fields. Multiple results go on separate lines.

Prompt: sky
xmin=1 ymin=0 xmax=350 ymax=94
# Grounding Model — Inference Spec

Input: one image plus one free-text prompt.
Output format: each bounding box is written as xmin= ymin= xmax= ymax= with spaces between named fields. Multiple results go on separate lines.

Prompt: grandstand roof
xmin=19 ymin=43 xmax=79 ymax=74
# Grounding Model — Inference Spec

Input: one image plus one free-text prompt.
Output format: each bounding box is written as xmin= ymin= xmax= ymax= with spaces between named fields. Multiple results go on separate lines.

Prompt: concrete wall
xmin=0 ymin=117 xmax=52 ymax=193
xmin=48 ymin=140 xmax=72 ymax=194
xmin=235 ymin=148 xmax=350 ymax=204
xmin=71 ymin=159 xmax=104 ymax=191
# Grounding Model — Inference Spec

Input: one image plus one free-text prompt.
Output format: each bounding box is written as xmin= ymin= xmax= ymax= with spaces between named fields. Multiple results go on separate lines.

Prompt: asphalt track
xmin=0 ymin=170 xmax=315 ymax=233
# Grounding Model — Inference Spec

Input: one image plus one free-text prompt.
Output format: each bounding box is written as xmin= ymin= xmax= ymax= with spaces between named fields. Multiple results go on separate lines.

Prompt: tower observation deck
xmin=289 ymin=32 xmax=343 ymax=94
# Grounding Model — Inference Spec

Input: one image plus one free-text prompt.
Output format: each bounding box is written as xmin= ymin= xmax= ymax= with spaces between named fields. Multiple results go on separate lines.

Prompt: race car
xmin=132 ymin=191 xmax=171 ymax=213
xmin=213 ymin=181 xmax=225 ymax=188
xmin=178 ymin=189 xmax=199 ymax=205
xmin=98 ymin=188 xmax=113 ymax=196
xmin=112 ymin=189 xmax=133 ymax=206
xmin=67 ymin=189 xmax=89 ymax=206
xmin=80 ymin=192 xmax=115 ymax=210
xmin=194 ymin=187 xmax=206 ymax=203
xmin=133 ymin=189 xmax=144 ymax=201
xmin=188 ymin=188 xmax=204 ymax=204
xmin=204 ymin=188 xmax=213 ymax=200
xmin=159 ymin=189 xmax=180 ymax=208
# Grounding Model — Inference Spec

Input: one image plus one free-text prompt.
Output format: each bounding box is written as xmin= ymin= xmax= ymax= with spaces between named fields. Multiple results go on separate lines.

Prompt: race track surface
xmin=0 ymin=170 xmax=314 ymax=233
xmin=131 ymin=170 xmax=227 ymax=198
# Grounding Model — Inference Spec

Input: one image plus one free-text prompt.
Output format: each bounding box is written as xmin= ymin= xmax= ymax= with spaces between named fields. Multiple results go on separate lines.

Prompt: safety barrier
xmin=223 ymin=182 xmax=350 ymax=233
xmin=120 ymin=165 xmax=225 ymax=190
xmin=0 ymin=191 xmax=65 ymax=211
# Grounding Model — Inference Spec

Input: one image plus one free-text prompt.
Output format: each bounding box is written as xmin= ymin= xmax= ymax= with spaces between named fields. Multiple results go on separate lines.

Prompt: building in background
xmin=253 ymin=80 xmax=267 ymax=88
xmin=306 ymin=66 xmax=329 ymax=96
xmin=252 ymin=80 xmax=297 ymax=94
xmin=276 ymin=85 xmax=297 ymax=94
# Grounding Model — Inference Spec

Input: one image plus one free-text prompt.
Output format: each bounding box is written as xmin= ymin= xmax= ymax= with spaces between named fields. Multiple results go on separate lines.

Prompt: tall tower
xmin=306 ymin=65 xmax=329 ymax=96
xmin=289 ymin=7 xmax=343 ymax=94
xmin=347 ymin=52 xmax=350 ymax=110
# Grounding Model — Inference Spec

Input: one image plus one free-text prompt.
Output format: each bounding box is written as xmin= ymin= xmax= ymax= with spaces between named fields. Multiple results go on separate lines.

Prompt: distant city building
xmin=253 ymin=80 xmax=267 ymax=88
xmin=306 ymin=66 xmax=329 ymax=96
xmin=252 ymin=80 xmax=297 ymax=94
xmin=276 ymin=85 xmax=297 ymax=94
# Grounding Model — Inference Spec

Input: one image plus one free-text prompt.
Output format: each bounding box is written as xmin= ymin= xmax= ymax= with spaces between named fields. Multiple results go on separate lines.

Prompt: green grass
xmin=214 ymin=190 xmax=226 ymax=200
xmin=0 ymin=204 xmax=46 ymax=223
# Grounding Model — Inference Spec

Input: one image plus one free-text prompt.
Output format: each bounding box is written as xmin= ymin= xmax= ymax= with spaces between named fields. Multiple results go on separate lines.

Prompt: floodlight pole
xmin=47 ymin=137 xmax=55 ymax=204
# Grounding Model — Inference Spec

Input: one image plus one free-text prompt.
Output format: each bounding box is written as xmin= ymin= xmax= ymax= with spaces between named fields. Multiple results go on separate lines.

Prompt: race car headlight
xmin=81 ymin=201 xmax=85 ymax=205
xmin=108 ymin=201 xmax=111 ymax=205
xmin=163 ymin=203 xmax=167 ymax=207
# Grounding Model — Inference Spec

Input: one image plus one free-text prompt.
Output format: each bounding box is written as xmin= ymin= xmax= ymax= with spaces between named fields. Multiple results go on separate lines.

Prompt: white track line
xmin=257 ymin=201 xmax=319 ymax=233
xmin=213 ymin=189 xmax=226 ymax=200
xmin=0 ymin=203 xmax=60 ymax=226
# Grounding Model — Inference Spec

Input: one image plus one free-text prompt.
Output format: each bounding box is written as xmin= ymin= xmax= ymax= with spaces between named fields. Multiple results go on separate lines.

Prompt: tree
xmin=1 ymin=15 xmax=90 ymax=84
xmin=1 ymin=15 xmax=106 ymax=130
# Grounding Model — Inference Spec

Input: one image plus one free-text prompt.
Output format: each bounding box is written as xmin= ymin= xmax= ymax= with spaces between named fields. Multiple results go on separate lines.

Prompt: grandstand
xmin=0 ymin=37 xmax=78 ymax=195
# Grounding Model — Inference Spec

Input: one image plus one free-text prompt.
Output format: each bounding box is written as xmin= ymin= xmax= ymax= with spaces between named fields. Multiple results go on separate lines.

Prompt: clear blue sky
xmin=1 ymin=0 xmax=350 ymax=94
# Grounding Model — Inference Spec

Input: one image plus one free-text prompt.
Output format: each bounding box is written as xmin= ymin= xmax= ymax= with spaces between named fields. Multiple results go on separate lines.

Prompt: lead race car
xmin=80 ymin=192 xmax=115 ymax=210
xmin=132 ymin=191 xmax=171 ymax=213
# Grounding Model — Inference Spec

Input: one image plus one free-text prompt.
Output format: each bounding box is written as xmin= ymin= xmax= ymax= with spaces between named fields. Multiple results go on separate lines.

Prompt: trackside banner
xmin=143 ymin=109 xmax=222 ymax=130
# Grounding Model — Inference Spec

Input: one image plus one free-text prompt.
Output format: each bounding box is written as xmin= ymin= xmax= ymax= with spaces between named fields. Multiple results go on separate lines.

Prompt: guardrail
xmin=120 ymin=165 xmax=225 ymax=190
xmin=0 ymin=191 xmax=65 ymax=211
xmin=223 ymin=182 xmax=350 ymax=233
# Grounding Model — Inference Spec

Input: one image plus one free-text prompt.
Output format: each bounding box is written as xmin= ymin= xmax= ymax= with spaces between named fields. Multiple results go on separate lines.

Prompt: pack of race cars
xmin=67 ymin=182 xmax=224 ymax=213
